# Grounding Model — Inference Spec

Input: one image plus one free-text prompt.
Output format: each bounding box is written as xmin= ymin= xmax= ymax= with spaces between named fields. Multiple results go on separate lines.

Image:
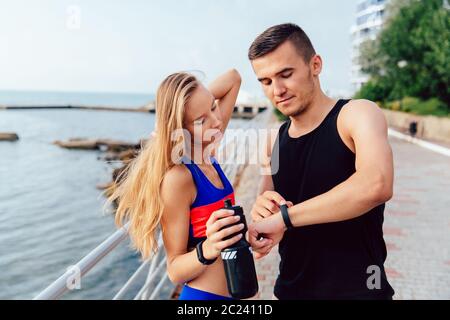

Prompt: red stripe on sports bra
xmin=190 ymin=193 xmax=235 ymax=238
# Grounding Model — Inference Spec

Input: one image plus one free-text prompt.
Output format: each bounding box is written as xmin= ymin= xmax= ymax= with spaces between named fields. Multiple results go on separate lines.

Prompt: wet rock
xmin=0 ymin=132 xmax=19 ymax=141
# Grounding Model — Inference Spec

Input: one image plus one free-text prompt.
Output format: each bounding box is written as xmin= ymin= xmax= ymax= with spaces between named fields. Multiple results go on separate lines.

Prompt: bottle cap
xmin=224 ymin=199 xmax=233 ymax=208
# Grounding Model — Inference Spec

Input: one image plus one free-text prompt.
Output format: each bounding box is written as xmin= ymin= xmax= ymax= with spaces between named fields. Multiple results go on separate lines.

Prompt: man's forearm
xmin=258 ymin=174 xmax=274 ymax=196
xmin=288 ymin=171 xmax=392 ymax=227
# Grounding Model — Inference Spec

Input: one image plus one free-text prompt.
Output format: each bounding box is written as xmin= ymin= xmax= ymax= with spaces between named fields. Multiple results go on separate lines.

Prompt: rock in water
xmin=0 ymin=132 xmax=19 ymax=141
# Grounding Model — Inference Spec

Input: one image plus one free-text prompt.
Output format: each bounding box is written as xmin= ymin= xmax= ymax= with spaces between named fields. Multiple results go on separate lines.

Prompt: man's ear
xmin=310 ymin=54 xmax=322 ymax=76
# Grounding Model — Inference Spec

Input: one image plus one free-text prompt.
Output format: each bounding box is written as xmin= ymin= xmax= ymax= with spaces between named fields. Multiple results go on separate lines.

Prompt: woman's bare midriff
xmin=186 ymin=248 xmax=231 ymax=297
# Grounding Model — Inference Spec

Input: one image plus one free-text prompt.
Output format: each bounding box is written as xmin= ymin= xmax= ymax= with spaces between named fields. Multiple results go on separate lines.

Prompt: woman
xmin=106 ymin=69 xmax=270 ymax=300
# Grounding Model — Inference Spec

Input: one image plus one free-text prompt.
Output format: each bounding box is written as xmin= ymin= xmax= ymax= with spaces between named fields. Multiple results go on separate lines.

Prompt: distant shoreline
xmin=0 ymin=104 xmax=152 ymax=113
xmin=0 ymin=103 xmax=268 ymax=119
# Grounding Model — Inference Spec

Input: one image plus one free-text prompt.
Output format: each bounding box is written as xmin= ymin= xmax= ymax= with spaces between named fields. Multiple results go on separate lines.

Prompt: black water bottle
xmin=220 ymin=199 xmax=259 ymax=299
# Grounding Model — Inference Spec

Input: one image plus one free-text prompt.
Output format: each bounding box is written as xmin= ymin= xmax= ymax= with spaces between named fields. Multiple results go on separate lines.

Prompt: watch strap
xmin=196 ymin=240 xmax=217 ymax=265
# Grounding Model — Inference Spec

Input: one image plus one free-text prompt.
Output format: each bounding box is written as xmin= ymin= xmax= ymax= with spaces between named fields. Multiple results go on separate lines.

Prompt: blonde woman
xmin=107 ymin=70 xmax=269 ymax=300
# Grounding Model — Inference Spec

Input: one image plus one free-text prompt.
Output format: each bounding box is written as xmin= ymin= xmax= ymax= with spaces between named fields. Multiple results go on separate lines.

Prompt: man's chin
xmin=276 ymin=106 xmax=297 ymax=118
xmin=282 ymin=103 xmax=308 ymax=118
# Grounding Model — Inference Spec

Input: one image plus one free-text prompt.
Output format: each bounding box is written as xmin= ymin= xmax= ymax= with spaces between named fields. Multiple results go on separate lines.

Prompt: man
xmin=247 ymin=23 xmax=395 ymax=300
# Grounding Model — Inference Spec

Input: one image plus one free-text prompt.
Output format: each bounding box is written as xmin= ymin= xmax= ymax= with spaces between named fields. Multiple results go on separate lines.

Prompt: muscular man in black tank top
xmin=246 ymin=23 xmax=395 ymax=300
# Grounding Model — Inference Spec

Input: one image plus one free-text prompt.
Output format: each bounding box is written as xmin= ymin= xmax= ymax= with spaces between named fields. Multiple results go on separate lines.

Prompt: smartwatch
xmin=280 ymin=204 xmax=294 ymax=229
xmin=196 ymin=240 xmax=217 ymax=265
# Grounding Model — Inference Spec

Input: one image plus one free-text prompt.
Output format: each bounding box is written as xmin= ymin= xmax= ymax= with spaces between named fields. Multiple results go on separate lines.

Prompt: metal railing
xmin=34 ymin=223 xmax=130 ymax=299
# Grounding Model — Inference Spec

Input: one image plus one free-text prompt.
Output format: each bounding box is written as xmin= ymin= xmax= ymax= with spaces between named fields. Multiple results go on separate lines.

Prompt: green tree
xmin=357 ymin=0 xmax=450 ymax=107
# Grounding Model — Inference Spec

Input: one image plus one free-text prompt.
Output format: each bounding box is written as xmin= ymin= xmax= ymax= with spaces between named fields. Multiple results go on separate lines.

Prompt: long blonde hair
xmin=105 ymin=72 xmax=199 ymax=260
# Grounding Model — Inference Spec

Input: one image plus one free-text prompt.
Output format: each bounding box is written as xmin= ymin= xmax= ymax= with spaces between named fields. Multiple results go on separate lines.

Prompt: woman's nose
xmin=211 ymin=114 xmax=222 ymax=130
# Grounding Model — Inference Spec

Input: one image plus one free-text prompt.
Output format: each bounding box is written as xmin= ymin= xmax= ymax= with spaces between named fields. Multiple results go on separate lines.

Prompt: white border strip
xmin=388 ymin=128 xmax=450 ymax=157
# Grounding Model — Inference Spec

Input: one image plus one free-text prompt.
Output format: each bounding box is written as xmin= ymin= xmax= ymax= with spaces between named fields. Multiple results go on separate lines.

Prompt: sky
xmin=0 ymin=0 xmax=360 ymax=98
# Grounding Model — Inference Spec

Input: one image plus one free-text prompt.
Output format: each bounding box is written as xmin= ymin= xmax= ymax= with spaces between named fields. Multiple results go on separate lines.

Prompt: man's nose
xmin=273 ymin=80 xmax=287 ymax=97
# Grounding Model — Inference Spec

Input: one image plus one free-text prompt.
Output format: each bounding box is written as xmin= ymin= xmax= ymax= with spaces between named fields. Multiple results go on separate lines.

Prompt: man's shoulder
xmin=339 ymin=99 xmax=388 ymax=135
xmin=340 ymin=99 xmax=385 ymax=123
xmin=343 ymin=99 xmax=381 ymax=113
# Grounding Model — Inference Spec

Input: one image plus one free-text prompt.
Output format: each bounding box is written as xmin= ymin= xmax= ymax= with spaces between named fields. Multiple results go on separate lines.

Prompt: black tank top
xmin=271 ymin=99 xmax=395 ymax=299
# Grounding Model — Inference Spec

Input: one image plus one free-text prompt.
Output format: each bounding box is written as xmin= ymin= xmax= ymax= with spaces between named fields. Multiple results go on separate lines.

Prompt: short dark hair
xmin=248 ymin=23 xmax=316 ymax=63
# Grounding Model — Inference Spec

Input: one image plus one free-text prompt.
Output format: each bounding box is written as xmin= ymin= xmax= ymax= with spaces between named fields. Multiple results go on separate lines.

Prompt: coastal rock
xmin=53 ymin=138 xmax=139 ymax=150
xmin=102 ymin=149 xmax=138 ymax=161
xmin=97 ymin=165 xmax=131 ymax=201
xmin=0 ymin=132 xmax=19 ymax=141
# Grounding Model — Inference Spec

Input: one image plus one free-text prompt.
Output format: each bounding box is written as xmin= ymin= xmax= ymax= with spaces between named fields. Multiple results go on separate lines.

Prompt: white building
xmin=350 ymin=0 xmax=389 ymax=92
